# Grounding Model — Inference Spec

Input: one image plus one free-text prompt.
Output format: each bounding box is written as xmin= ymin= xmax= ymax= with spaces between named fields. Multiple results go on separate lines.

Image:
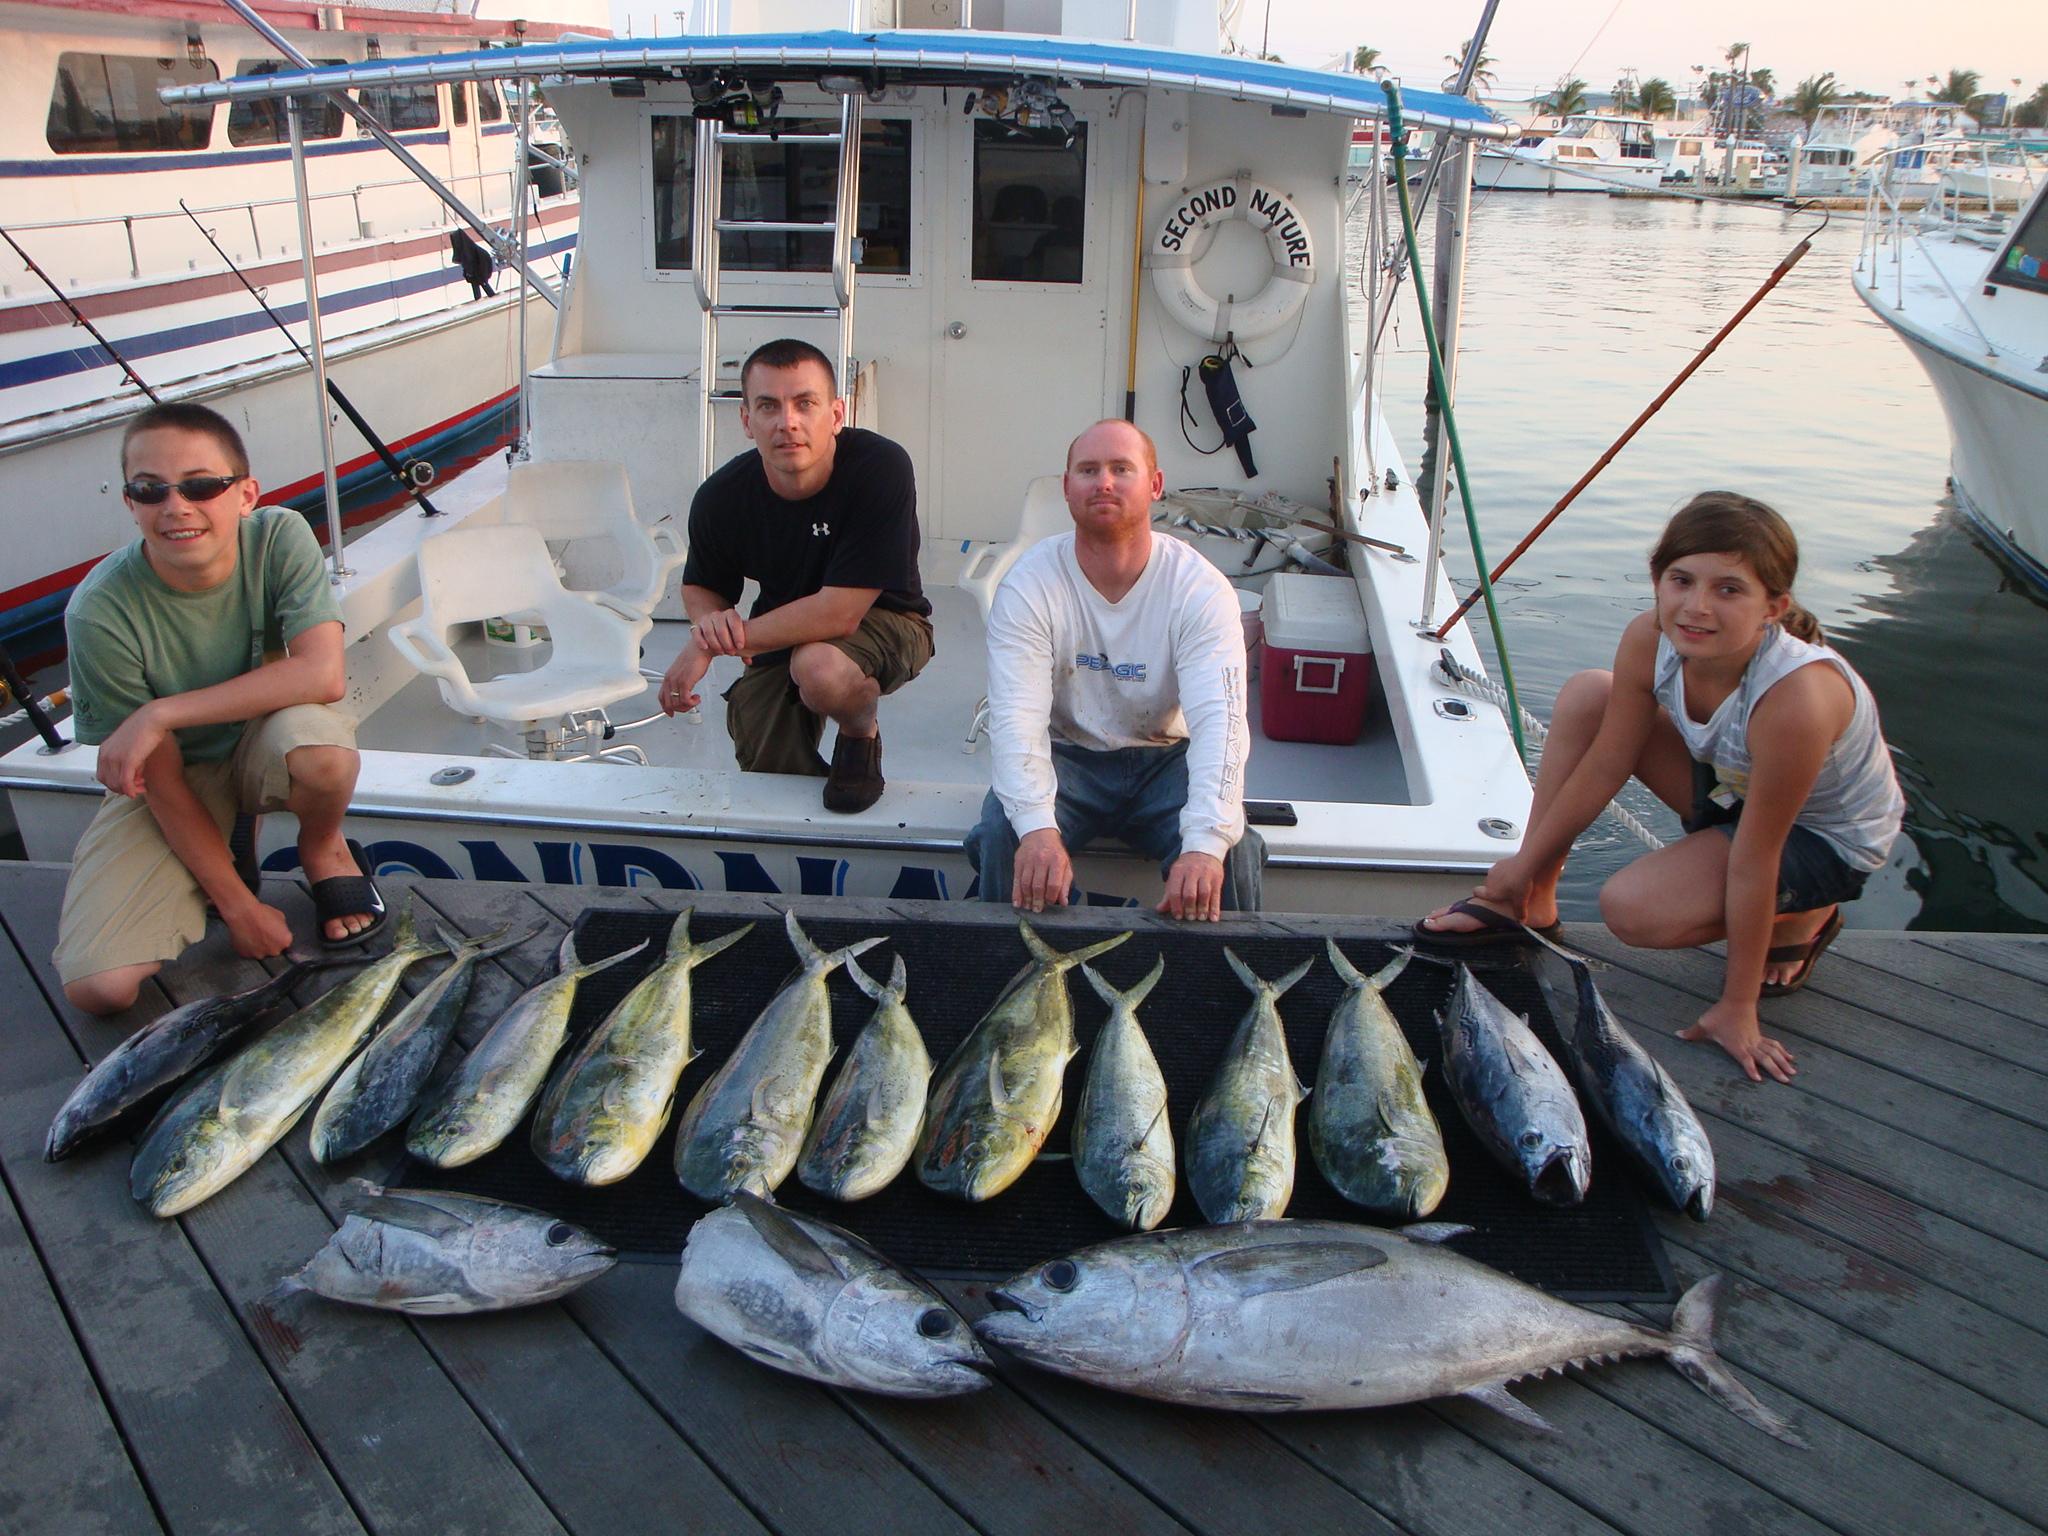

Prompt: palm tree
xmin=1637 ymin=78 xmax=1677 ymax=119
xmin=1442 ymin=38 xmax=1498 ymax=93
xmin=1540 ymin=77 xmax=1590 ymax=118
xmin=1612 ymin=76 xmax=1639 ymax=113
xmin=1351 ymin=44 xmax=1381 ymax=75
xmin=1748 ymin=66 xmax=1774 ymax=100
xmin=1929 ymin=68 xmax=1981 ymax=104
xmin=2015 ymin=83 xmax=2048 ymax=130
xmin=1789 ymin=72 xmax=1839 ymax=129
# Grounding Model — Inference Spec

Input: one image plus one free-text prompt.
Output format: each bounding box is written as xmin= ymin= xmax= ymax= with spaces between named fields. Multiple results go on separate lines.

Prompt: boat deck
xmin=4 ymin=860 xmax=2047 ymax=1536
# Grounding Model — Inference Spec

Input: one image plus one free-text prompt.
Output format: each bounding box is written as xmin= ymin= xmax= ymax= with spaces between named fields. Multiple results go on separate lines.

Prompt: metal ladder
xmin=690 ymin=93 xmax=865 ymax=482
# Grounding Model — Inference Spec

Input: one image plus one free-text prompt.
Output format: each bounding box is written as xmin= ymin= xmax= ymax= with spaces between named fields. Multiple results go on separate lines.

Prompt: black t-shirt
xmin=682 ymin=427 xmax=931 ymax=666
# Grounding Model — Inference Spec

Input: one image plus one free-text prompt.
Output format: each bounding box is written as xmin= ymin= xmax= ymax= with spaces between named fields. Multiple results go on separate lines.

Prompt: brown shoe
xmin=824 ymin=731 xmax=884 ymax=813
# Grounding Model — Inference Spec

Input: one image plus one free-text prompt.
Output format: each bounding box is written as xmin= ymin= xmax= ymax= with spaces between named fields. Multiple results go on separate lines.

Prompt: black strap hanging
xmin=1198 ymin=347 xmax=1259 ymax=478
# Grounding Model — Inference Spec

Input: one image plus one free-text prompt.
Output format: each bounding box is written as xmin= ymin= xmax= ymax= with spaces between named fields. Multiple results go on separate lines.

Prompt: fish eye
xmin=1043 ymin=1259 xmax=1079 ymax=1292
xmin=916 ymin=1307 xmax=955 ymax=1338
xmin=546 ymin=1222 xmax=575 ymax=1247
xmin=1518 ymin=1129 xmax=1543 ymax=1151
xmin=1671 ymin=1155 xmax=1692 ymax=1174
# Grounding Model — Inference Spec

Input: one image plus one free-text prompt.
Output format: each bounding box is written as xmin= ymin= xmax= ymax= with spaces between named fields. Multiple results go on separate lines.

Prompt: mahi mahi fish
xmin=532 ymin=910 xmax=752 ymax=1185
xmin=975 ymin=1219 xmax=1803 ymax=1444
xmin=131 ymin=906 xmax=445 ymax=1217
xmin=675 ymin=1193 xmax=990 ymax=1396
xmin=672 ymin=912 xmax=881 ymax=1200
xmin=1436 ymin=962 xmax=1591 ymax=1205
xmin=1308 ymin=942 xmax=1449 ymax=1219
xmin=283 ymin=1182 xmax=615 ymax=1314
xmin=308 ymin=922 xmax=538 ymax=1164
xmin=797 ymin=954 xmax=932 ymax=1201
xmin=1072 ymin=958 xmax=1175 ymax=1231
xmin=1184 ymin=949 xmax=1311 ymax=1224
xmin=1535 ymin=936 xmax=1716 ymax=1220
xmin=915 ymin=923 xmax=1132 ymax=1203
xmin=406 ymin=931 xmax=650 ymax=1169
xmin=47 ymin=957 xmax=348 ymax=1162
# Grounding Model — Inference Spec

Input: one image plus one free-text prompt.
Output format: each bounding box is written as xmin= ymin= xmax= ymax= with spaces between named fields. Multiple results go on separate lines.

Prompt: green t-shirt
xmin=66 ymin=506 xmax=343 ymax=763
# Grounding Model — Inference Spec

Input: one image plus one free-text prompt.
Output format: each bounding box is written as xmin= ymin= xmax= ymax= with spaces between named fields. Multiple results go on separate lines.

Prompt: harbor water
xmin=1365 ymin=188 xmax=2046 ymax=933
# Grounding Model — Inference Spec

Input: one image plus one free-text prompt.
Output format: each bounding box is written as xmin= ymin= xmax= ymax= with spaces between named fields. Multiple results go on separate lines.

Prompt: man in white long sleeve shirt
xmin=966 ymin=419 xmax=1264 ymax=919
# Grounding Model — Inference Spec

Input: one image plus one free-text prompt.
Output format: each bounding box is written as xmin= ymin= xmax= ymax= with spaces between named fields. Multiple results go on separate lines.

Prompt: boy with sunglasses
xmin=54 ymin=403 xmax=379 ymax=1018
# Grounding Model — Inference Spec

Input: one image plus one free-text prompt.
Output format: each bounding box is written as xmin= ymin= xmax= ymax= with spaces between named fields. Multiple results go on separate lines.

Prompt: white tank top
xmin=1653 ymin=626 xmax=1904 ymax=873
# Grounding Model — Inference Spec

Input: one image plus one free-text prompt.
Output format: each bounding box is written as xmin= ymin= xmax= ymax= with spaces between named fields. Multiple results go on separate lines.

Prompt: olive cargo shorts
xmin=722 ymin=607 xmax=934 ymax=776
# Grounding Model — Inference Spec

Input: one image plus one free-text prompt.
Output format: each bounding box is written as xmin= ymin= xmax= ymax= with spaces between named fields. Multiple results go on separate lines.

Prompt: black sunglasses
xmin=123 ymin=474 xmax=245 ymax=506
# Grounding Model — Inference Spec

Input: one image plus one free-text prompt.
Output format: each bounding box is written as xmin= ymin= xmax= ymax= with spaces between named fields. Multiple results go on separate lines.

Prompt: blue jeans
xmin=965 ymin=740 xmax=1265 ymax=910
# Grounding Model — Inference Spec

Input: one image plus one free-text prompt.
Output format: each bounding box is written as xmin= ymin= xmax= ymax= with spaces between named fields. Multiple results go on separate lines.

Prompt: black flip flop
xmin=1412 ymin=898 xmax=1563 ymax=949
xmin=309 ymin=838 xmax=388 ymax=950
xmin=1760 ymin=908 xmax=1842 ymax=999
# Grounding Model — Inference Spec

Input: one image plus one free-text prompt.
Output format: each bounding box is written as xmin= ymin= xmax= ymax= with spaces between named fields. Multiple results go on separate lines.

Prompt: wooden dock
xmin=4 ymin=858 xmax=2046 ymax=1536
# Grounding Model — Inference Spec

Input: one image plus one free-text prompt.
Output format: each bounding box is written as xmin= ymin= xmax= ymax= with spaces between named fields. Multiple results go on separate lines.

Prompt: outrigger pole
xmin=0 ymin=225 xmax=161 ymax=404
xmin=175 ymin=201 xmax=443 ymax=518
xmin=287 ymin=97 xmax=348 ymax=579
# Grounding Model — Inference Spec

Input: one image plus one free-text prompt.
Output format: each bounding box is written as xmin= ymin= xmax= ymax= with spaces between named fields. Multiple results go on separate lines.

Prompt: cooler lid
xmin=1261 ymin=573 xmax=1369 ymax=653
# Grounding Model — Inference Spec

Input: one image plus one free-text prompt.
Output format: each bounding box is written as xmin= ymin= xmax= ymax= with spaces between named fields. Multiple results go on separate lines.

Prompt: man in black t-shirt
xmin=659 ymin=339 xmax=933 ymax=812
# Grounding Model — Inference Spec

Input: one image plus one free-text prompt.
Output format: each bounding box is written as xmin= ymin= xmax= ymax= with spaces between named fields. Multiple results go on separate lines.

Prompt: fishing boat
xmin=1 ymin=4 xmax=1537 ymax=916
xmin=1853 ymin=153 xmax=2048 ymax=592
xmin=1475 ymin=113 xmax=1664 ymax=194
xmin=0 ymin=0 xmax=603 ymax=641
xmin=1761 ymin=103 xmax=1897 ymax=198
xmin=1654 ymin=126 xmax=1767 ymax=189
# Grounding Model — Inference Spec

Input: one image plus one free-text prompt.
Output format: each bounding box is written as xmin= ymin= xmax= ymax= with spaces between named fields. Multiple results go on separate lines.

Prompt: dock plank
xmin=1923 ymin=934 xmax=2048 ymax=988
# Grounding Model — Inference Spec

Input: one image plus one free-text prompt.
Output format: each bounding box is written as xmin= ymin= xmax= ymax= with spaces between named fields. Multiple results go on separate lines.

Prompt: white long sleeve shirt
xmin=986 ymin=531 xmax=1250 ymax=861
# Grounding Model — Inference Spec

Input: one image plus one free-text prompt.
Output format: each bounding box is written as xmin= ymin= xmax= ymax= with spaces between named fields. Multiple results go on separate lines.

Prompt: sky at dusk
xmin=604 ymin=1 xmax=2036 ymax=103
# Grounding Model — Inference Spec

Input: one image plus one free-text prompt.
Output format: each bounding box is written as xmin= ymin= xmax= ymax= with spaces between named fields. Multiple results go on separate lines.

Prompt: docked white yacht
xmin=0 ymin=0 xmax=599 ymax=640
xmin=1767 ymin=104 xmax=1897 ymax=197
xmin=1655 ymin=125 xmax=1766 ymax=188
xmin=1475 ymin=113 xmax=1663 ymax=194
xmin=1854 ymin=155 xmax=2048 ymax=591
xmin=1 ymin=5 xmax=1537 ymax=916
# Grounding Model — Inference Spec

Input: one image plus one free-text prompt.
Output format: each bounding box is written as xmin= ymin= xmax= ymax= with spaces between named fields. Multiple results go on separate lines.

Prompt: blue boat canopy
xmin=161 ymin=29 xmax=1509 ymax=139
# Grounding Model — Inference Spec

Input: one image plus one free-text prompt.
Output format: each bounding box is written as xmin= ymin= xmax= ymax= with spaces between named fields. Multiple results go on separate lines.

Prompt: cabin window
xmin=1991 ymin=191 xmax=2048 ymax=296
xmin=450 ymin=83 xmax=469 ymax=127
xmin=971 ymin=121 xmax=1088 ymax=283
xmin=649 ymin=115 xmax=913 ymax=276
xmin=225 ymin=60 xmax=346 ymax=147
xmin=356 ymin=82 xmax=441 ymax=131
xmin=45 ymin=52 xmax=217 ymax=154
xmin=477 ymin=81 xmax=504 ymax=122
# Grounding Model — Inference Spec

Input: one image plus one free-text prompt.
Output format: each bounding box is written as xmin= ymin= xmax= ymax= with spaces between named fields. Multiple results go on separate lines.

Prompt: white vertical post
xmin=692 ymin=116 xmax=722 ymax=484
xmin=289 ymin=97 xmax=348 ymax=580
xmin=512 ymin=76 xmax=534 ymax=459
xmin=1418 ymin=137 xmax=1473 ymax=630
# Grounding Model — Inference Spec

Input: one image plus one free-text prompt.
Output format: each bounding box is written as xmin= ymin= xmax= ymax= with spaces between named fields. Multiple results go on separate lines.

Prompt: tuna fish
xmin=675 ymin=1193 xmax=990 ymax=1396
xmin=1437 ymin=963 xmax=1592 ymax=1205
xmin=672 ymin=912 xmax=881 ymax=1200
xmin=308 ymin=922 xmax=538 ymax=1164
xmin=1535 ymin=938 xmax=1716 ymax=1220
xmin=915 ymin=923 xmax=1132 ymax=1203
xmin=1308 ymin=942 xmax=1449 ymax=1219
xmin=132 ymin=906 xmax=445 ymax=1217
xmin=407 ymin=931 xmax=650 ymax=1169
xmin=1072 ymin=958 xmax=1175 ymax=1231
xmin=532 ymin=911 xmax=752 ymax=1185
xmin=284 ymin=1182 xmax=615 ymax=1313
xmin=797 ymin=955 xmax=932 ymax=1201
xmin=47 ymin=958 xmax=348 ymax=1162
xmin=976 ymin=1219 xmax=1803 ymax=1444
xmin=1184 ymin=950 xmax=1311 ymax=1224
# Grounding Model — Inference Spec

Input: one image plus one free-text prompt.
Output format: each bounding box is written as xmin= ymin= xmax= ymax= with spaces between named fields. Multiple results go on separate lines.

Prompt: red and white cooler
xmin=1258 ymin=573 xmax=1373 ymax=745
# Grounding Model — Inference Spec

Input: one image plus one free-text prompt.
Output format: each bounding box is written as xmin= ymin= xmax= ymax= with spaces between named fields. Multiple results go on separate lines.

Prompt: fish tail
xmin=848 ymin=953 xmax=908 ymax=1006
xmin=785 ymin=911 xmax=880 ymax=973
xmin=1224 ymin=946 xmax=1261 ymax=994
xmin=1021 ymin=921 xmax=1131 ymax=971
xmin=570 ymin=937 xmax=652 ymax=980
xmin=1127 ymin=954 xmax=1166 ymax=1008
xmin=391 ymin=901 xmax=422 ymax=951
xmin=1664 ymin=1275 xmax=1807 ymax=1448
xmin=1272 ymin=956 xmax=1313 ymax=997
xmin=1325 ymin=940 xmax=1367 ymax=989
xmin=1083 ymin=955 xmax=1163 ymax=1009
xmin=1080 ymin=962 xmax=1120 ymax=1010
xmin=555 ymin=927 xmax=581 ymax=972
xmin=467 ymin=920 xmax=546 ymax=963
xmin=1370 ymin=945 xmax=1415 ymax=991
xmin=686 ymin=920 xmax=754 ymax=969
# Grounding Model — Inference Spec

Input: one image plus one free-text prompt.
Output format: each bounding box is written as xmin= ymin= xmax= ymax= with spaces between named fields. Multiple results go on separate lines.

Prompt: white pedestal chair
xmin=389 ymin=523 xmax=657 ymax=764
xmin=500 ymin=458 xmax=686 ymax=617
xmin=960 ymin=473 xmax=1072 ymax=750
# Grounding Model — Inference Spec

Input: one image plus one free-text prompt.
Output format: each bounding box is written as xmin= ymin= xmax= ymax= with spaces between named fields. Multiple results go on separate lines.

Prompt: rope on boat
xmin=1431 ymin=650 xmax=1666 ymax=852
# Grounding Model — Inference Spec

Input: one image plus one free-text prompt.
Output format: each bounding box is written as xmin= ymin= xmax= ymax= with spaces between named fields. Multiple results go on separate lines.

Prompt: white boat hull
xmin=1475 ymin=152 xmax=1663 ymax=194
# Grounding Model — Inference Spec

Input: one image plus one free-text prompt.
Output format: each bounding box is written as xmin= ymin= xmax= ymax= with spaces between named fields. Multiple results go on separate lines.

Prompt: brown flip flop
xmin=1760 ymin=907 xmax=1843 ymax=999
xmin=1412 ymin=898 xmax=1562 ymax=949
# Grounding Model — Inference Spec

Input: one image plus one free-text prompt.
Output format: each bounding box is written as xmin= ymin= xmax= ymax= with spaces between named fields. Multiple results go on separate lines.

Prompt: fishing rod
xmin=0 ymin=643 xmax=67 ymax=753
xmin=1430 ymin=206 xmax=1828 ymax=642
xmin=0 ymin=224 xmax=161 ymax=403
xmin=177 ymin=201 xmax=442 ymax=517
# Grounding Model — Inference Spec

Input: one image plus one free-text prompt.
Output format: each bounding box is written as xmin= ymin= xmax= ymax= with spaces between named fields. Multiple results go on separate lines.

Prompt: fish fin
xmin=1033 ymin=1151 xmax=1072 ymax=1163
xmin=784 ymin=909 xmax=824 ymax=966
xmin=823 ymin=936 xmax=886 ymax=973
xmin=555 ymin=927 xmax=580 ymax=973
xmin=750 ymin=1075 xmax=784 ymax=1122
xmin=1665 ymin=1275 xmax=1808 ymax=1448
xmin=1461 ymin=1382 xmax=1559 ymax=1437
xmin=1272 ymin=956 xmax=1314 ymax=997
xmin=1219 ymin=1388 xmax=1307 ymax=1408
xmin=1081 ymin=963 xmax=1119 ymax=1009
xmin=1189 ymin=1239 xmax=1388 ymax=1294
xmin=571 ymin=938 xmax=652 ymax=980
xmin=1399 ymin=1222 xmax=1473 ymax=1245
xmin=1134 ymin=1099 xmax=1169 ymax=1151
xmin=344 ymin=1190 xmax=475 ymax=1242
xmin=848 ymin=953 xmax=908 ymax=1006
xmin=730 ymin=1192 xmax=847 ymax=1284
xmin=1061 ymin=931 xmax=1134 ymax=970
xmin=1325 ymin=940 xmax=1366 ymax=989
xmin=1018 ymin=920 xmax=1058 ymax=967
xmin=864 ymin=1081 xmax=889 ymax=1123
xmin=1127 ymin=955 xmax=1166 ymax=1008
xmin=666 ymin=908 xmax=697 ymax=956
xmin=468 ymin=920 xmax=545 ymax=963
xmin=1223 ymin=946 xmax=1262 ymax=994
xmin=688 ymin=921 xmax=754 ymax=969
xmin=1370 ymin=946 xmax=1415 ymax=991
xmin=987 ymin=1053 xmax=1012 ymax=1112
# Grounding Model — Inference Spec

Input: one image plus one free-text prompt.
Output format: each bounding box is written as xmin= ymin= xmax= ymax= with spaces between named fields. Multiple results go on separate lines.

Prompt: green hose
xmin=1381 ymin=84 xmax=1527 ymax=762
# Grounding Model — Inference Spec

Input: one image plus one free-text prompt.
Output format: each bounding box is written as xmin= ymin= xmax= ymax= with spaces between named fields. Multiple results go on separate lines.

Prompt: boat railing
xmin=1856 ymin=143 xmax=2004 ymax=358
xmin=0 ymin=166 xmax=530 ymax=288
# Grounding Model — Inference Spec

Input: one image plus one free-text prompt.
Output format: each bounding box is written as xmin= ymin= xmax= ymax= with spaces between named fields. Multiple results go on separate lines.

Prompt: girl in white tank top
xmin=1417 ymin=493 xmax=1903 ymax=1087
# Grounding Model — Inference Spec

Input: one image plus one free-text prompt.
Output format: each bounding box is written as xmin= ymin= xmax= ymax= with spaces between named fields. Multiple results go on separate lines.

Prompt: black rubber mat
xmin=390 ymin=909 xmax=1679 ymax=1302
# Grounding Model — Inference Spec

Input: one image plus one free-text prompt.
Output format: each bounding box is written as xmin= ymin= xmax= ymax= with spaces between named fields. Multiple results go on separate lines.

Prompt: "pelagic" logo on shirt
xmin=1076 ymin=651 xmax=1147 ymax=682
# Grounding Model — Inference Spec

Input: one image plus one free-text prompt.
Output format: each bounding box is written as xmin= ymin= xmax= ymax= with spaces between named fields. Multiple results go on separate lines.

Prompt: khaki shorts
xmin=53 ymin=705 xmax=358 ymax=985
xmin=723 ymin=606 xmax=935 ymax=776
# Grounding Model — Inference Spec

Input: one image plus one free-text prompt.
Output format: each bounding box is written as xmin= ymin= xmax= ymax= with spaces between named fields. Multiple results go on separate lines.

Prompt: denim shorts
xmin=1682 ymin=762 xmax=1869 ymax=914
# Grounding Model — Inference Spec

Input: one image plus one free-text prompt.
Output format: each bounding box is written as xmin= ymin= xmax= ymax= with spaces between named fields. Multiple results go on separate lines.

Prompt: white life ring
xmin=1144 ymin=176 xmax=1316 ymax=344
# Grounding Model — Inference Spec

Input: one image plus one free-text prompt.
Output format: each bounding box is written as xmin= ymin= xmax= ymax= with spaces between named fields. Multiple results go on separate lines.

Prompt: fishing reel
xmin=962 ymin=80 xmax=1077 ymax=146
xmin=399 ymin=459 xmax=436 ymax=489
xmin=691 ymin=72 xmax=782 ymax=131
